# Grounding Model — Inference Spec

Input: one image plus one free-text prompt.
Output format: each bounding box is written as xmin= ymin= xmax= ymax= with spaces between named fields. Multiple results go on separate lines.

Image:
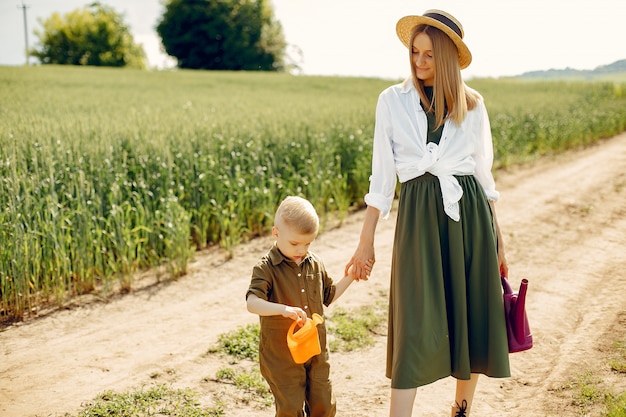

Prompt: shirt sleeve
xmin=472 ymin=100 xmax=500 ymax=201
xmin=246 ymin=261 xmax=271 ymax=301
xmin=364 ymin=91 xmax=398 ymax=219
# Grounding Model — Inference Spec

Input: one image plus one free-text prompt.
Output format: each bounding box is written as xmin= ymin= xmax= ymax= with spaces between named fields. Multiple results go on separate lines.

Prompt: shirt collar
xmin=400 ymin=77 xmax=427 ymax=112
xmin=400 ymin=77 xmax=414 ymax=94
xmin=268 ymin=243 xmax=310 ymax=266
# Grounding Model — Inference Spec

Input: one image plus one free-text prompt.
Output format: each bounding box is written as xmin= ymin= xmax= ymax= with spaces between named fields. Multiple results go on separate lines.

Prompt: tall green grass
xmin=471 ymin=78 xmax=626 ymax=166
xmin=1 ymin=65 xmax=625 ymax=322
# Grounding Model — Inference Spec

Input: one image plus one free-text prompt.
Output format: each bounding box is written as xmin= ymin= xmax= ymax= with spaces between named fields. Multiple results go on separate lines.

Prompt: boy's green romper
xmin=247 ymin=244 xmax=337 ymax=417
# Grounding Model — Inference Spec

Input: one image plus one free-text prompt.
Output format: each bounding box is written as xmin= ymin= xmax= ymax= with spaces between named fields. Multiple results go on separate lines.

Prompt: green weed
xmin=212 ymin=323 xmax=260 ymax=361
xmin=557 ymin=329 xmax=626 ymax=416
xmin=609 ymin=339 xmax=626 ymax=373
xmin=327 ymin=304 xmax=387 ymax=352
xmin=213 ymin=366 xmax=273 ymax=407
xmin=605 ymin=391 xmax=626 ymax=417
xmin=70 ymin=383 xmax=223 ymax=417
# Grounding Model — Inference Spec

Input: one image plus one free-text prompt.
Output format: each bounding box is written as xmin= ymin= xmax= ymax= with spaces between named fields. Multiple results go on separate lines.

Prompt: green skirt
xmin=387 ymin=173 xmax=511 ymax=389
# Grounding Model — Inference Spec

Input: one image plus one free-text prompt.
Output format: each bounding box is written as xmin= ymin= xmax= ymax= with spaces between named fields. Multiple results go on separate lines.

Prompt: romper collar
xmin=268 ymin=243 xmax=311 ymax=266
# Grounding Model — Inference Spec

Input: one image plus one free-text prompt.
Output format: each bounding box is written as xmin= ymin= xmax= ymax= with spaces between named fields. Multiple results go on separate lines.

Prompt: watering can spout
xmin=512 ymin=279 xmax=528 ymax=343
xmin=312 ymin=313 xmax=323 ymax=326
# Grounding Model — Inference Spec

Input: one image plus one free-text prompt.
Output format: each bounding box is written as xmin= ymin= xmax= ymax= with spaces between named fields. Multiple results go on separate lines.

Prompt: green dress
xmin=386 ymin=88 xmax=511 ymax=388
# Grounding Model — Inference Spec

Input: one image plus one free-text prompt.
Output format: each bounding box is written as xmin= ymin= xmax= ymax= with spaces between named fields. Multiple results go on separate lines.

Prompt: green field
xmin=1 ymin=65 xmax=625 ymax=322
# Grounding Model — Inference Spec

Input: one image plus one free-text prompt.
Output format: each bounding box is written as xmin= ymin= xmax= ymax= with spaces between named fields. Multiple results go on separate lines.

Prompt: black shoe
xmin=454 ymin=399 xmax=469 ymax=417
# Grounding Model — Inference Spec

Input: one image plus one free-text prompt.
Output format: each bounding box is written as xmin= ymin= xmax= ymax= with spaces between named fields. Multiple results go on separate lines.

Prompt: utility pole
xmin=17 ymin=1 xmax=30 ymax=65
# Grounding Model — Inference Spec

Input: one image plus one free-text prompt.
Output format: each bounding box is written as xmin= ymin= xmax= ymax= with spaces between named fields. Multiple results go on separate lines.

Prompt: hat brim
xmin=396 ymin=15 xmax=472 ymax=69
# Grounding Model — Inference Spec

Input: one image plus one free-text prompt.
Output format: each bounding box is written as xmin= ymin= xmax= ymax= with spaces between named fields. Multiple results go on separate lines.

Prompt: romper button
xmin=304 ymin=306 xmax=308 ymax=309
xmin=298 ymin=273 xmax=301 ymax=277
xmin=301 ymin=289 xmax=305 ymax=293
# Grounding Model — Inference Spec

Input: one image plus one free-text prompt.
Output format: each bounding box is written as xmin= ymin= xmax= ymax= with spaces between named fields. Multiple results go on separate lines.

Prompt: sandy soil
xmin=1 ymin=132 xmax=626 ymax=417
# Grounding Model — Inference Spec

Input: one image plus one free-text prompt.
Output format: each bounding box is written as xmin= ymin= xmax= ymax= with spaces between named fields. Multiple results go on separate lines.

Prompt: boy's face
xmin=272 ymin=224 xmax=317 ymax=265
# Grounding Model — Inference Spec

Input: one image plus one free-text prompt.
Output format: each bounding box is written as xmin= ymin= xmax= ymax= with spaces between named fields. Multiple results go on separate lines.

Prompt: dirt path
xmin=1 ymin=132 xmax=626 ymax=417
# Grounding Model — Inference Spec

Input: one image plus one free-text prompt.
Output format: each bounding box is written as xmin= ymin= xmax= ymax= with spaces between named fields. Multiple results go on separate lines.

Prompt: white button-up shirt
xmin=364 ymin=78 xmax=499 ymax=222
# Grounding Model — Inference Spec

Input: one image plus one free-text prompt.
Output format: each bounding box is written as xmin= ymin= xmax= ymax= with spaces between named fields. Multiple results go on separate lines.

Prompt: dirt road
xmin=1 ymin=132 xmax=626 ymax=417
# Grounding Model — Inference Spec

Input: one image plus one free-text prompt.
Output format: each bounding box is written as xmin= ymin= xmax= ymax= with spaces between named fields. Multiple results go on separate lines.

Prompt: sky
xmin=1 ymin=0 xmax=625 ymax=80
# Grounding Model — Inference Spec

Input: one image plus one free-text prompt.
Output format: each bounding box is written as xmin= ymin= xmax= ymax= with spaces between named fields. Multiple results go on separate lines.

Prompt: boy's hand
xmin=283 ymin=306 xmax=307 ymax=326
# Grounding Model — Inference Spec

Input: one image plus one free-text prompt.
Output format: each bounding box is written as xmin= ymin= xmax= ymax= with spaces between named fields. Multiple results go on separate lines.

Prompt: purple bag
xmin=501 ymin=276 xmax=533 ymax=353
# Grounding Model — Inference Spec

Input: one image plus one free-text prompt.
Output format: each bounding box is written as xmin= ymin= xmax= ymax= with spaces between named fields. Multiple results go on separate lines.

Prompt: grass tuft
xmin=327 ymin=303 xmax=387 ymax=352
xmin=71 ymin=383 xmax=223 ymax=417
xmin=212 ymin=323 xmax=260 ymax=361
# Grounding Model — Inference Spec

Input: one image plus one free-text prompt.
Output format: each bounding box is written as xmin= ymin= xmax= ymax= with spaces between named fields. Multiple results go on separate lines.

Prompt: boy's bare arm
xmin=330 ymin=259 xmax=373 ymax=304
xmin=246 ymin=293 xmax=308 ymax=322
xmin=330 ymin=274 xmax=355 ymax=304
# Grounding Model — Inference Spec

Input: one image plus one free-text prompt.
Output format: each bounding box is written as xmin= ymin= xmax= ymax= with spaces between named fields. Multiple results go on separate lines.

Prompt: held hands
xmin=347 ymin=259 xmax=374 ymax=281
xmin=346 ymin=243 xmax=376 ymax=281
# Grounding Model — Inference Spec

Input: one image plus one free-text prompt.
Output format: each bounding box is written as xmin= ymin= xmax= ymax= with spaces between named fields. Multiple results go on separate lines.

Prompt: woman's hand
xmin=346 ymin=206 xmax=380 ymax=281
xmin=347 ymin=258 xmax=374 ymax=280
xmin=346 ymin=243 xmax=375 ymax=281
xmin=498 ymin=242 xmax=508 ymax=278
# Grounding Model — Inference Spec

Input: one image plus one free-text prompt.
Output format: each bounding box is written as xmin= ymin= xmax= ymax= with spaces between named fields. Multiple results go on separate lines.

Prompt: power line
xmin=17 ymin=0 xmax=30 ymax=65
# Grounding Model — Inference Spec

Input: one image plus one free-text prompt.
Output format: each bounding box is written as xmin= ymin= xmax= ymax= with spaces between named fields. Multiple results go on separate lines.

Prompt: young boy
xmin=246 ymin=196 xmax=369 ymax=417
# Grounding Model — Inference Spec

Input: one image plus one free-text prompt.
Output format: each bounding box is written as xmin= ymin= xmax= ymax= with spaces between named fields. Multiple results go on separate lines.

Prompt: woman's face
xmin=412 ymin=32 xmax=435 ymax=86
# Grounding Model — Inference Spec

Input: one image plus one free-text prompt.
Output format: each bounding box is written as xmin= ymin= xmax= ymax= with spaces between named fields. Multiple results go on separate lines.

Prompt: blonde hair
xmin=274 ymin=196 xmax=319 ymax=234
xmin=410 ymin=25 xmax=481 ymax=129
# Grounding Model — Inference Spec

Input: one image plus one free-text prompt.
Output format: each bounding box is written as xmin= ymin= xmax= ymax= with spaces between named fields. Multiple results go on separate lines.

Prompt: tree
xmin=31 ymin=2 xmax=146 ymax=68
xmin=157 ymin=0 xmax=286 ymax=71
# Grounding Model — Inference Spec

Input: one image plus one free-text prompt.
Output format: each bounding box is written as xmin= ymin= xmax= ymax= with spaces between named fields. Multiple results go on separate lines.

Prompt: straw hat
xmin=396 ymin=9 xmax=472 ymax=69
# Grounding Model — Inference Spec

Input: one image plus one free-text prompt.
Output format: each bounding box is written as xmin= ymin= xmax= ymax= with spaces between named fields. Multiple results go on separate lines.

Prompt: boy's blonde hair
xmin=274 ymin=196 xmax=319 ymax=235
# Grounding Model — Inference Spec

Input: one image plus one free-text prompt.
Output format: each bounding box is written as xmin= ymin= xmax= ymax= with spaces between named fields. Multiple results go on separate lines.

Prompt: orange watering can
xmin=287 ymin=313 xmax=324 ymax=364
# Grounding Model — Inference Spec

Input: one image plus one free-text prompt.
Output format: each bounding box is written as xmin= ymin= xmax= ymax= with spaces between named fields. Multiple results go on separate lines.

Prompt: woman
xmin=345 ymin=9 xmax=511 ymax=417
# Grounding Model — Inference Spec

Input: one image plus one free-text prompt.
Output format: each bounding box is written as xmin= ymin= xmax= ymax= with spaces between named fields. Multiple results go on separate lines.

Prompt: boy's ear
xmin=271 ymin=226 xmax=278 ymax=238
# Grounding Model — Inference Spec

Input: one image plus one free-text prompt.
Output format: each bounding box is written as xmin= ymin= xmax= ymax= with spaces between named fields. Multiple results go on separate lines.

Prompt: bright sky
xmin=1 ymin=0 xmax=624 ymax=80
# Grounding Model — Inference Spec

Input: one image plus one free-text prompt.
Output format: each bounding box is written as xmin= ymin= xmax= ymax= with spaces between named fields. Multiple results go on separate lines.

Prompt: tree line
xmin=29 ymin=0 xmax=287 ymax=71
